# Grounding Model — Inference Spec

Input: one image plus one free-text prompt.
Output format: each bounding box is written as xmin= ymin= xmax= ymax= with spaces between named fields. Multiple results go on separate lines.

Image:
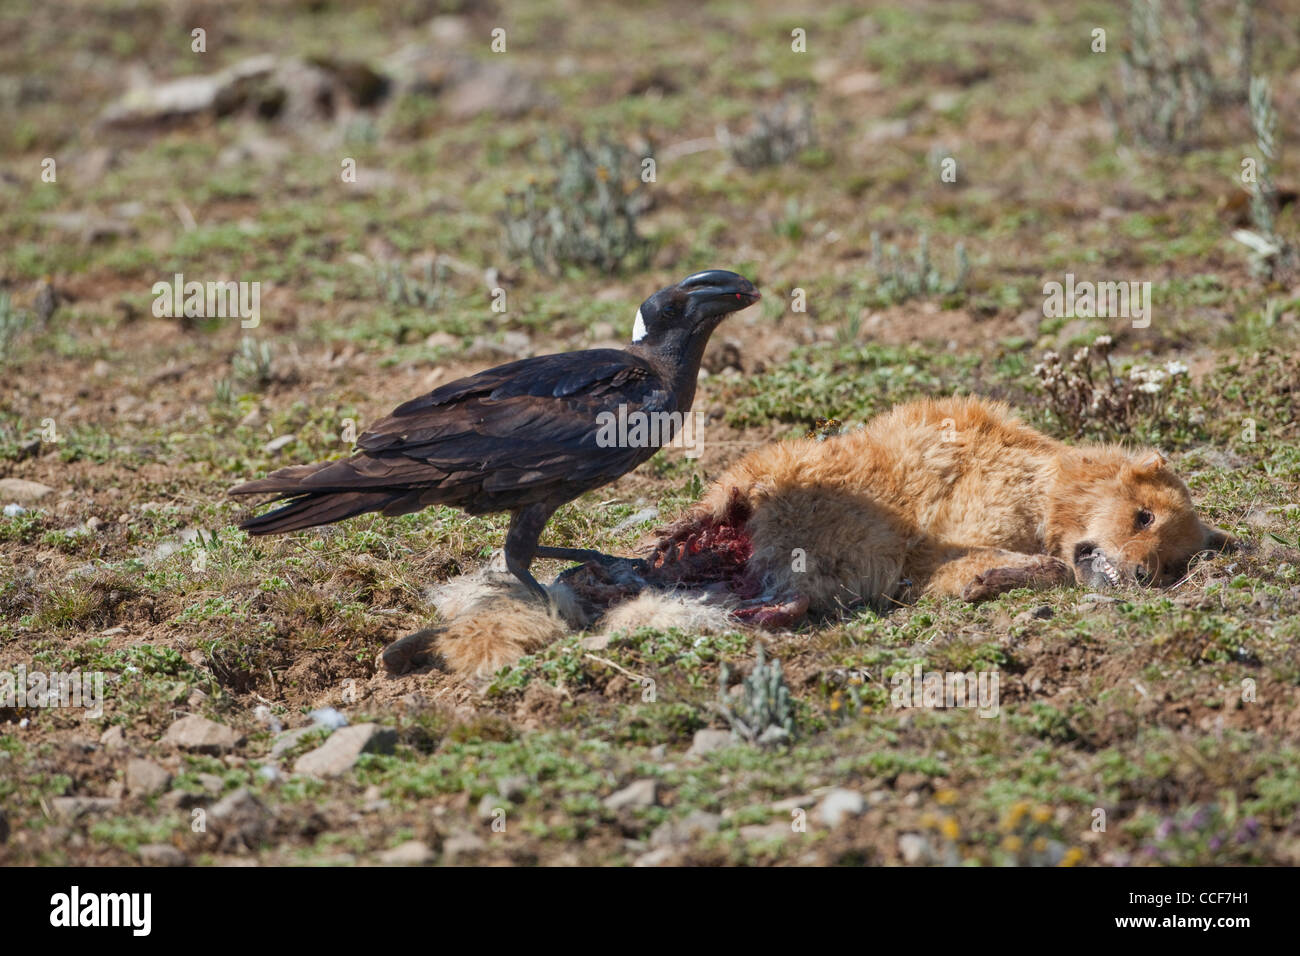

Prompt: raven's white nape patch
xmin=632 ymin=308 xmax=647 ymax=343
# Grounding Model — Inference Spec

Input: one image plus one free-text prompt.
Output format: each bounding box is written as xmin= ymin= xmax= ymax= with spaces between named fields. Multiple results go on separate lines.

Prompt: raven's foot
xmin=535 ymin=546 xmax=632 ymax=567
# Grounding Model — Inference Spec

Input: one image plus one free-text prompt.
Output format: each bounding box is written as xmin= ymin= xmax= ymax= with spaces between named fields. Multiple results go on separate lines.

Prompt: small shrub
xmin=1032 ymin=335 xmax=1199 ymax=441
xmin=232 ymin=336 xmax=274 ymax=390
xmin=719 ymin=99 xmax=815 ymax=169
xmin=868 ymin=232 xmax=968 ymax=307
xmin=713 ymin=643 xmax=795 ymax=746
xmin=500 ymin=133 xmax=650 ymax=275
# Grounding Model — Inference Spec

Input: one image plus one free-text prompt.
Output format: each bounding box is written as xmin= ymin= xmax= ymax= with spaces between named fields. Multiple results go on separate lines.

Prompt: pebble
xmin=818 ymin=788 xmax=867 ymax=828
xmin=138 ymin=844 xmax=187 ymax=866
xmin=649 ymin=810 xmax=721 ymax=848
xmin=898 ymin=833 xmax=930 ymax=864
xmin=0 ymin=478 xmax=53 ymax=502
xmin=442 ymin=832 xmax=485 ymax=862
xmin=209 ymin=788 xmax=271 ymax=852
xmin=51 ymin=796 xmax=120 ymax=820
xmin=292 ymin=723 xmax=395 ymax=778
xmin=378 ymin=840 xmax=435 ymax=865
xmin=686 ymin=728 xmax=733 ymax=757
xmin=263 ymin=435 xmax=295 ymax=454
xmin=603 ymin=779 xmax=659 ymax=810
xmin=160 ymin=715 xmax=243 ymax=754
xmin=125 ymin=758 xmax=172 ymax=797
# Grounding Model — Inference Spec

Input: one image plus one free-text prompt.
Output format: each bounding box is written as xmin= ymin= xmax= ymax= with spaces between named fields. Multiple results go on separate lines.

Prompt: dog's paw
xmin=379 ymin=628 xmax=443 ymax=674
xmin=961 ymin=556 xmax=1072 ymax=602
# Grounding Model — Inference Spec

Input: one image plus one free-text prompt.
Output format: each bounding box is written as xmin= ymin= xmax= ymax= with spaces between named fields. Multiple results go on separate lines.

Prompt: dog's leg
xmin=924 ymin=549 xmax=1073 ymax=602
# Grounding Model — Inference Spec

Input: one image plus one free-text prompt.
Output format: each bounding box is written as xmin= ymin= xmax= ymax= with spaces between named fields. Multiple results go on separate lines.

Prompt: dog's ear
xmin=1201 ymin=524 xmax=1239 ymax=553
xmin=1130 ymin=450 xmax=1167 ymax=475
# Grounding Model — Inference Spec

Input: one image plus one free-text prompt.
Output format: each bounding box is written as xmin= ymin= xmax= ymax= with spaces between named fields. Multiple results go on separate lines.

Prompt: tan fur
xmin=420 ymin=565 xmax=586 ymax=679
xmin=387 ymin=396 xmax=1233 ymax=678
xmin=703 ymin=396 xmax=1230 ymax=612
xmin=598 ymin=591 xmax=735 ymax=636
xmin=389 ymin=564 xmax=733 ymax=680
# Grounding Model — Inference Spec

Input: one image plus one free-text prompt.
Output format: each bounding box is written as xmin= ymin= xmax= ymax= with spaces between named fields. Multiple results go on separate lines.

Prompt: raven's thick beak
xmin=680 ymin=270 xmax=761 ymax=319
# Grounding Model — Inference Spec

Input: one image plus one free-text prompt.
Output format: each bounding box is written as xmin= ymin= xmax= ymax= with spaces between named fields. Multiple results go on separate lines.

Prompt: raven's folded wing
xmin=237 ymin=350 xmax=677 ymax=502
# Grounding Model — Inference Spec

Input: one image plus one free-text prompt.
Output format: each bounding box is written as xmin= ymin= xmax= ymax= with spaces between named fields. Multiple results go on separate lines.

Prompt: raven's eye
xmin=662 ymin=304 xmax=679 ymax=319
xmin=1136 ymin=508 xmax=1154 ymax=529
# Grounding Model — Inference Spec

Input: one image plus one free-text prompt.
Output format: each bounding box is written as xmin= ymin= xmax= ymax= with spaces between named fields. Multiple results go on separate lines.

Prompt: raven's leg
xmin=504 ymin=503 xmax=558 ymax=605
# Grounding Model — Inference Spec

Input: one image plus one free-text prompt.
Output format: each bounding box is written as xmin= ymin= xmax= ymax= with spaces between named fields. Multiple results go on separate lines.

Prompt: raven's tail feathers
xmin=236 ymin=490 xmax=400 ymax=535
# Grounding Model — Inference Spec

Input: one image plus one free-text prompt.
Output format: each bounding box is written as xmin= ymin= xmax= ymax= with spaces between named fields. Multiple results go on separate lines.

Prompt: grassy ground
xmin=2 ymin=0 xmax=1299 ymax=866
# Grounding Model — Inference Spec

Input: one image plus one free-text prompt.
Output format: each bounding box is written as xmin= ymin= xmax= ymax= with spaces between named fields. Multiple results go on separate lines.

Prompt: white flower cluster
xmin=1032 ymin=350 xmax=1062 ymax=383
xmin=1128 ymin=360 xmax=1189 ymax=394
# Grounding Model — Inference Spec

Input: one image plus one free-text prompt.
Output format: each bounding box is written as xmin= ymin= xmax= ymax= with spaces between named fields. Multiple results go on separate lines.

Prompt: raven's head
xmin=632 ymin=270 xmax=760 ymax=346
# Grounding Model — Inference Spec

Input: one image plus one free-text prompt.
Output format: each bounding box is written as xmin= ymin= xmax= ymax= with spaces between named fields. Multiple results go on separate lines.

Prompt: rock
xmin=196 ymin=774 xmax=224 ymax=796
xmin=578 ymin=632 xmax=612 ymax=651
xmin=85 ymin=516 xmax=105 ymax=533
xmin=442 ymin=832 xmax=485 ymax=862
xmin=379 ymin=839 xmax=435 ymax=865
xmin=649 ymin=810 xmax=721 ymax=848
xmin=0 ymin=478 xmax=54 ymax=503
xmin=496 ymin=775 xmax=528 ymax=801
xmin=0 ymin=809 xmax=8 ymax=843
xmin=739 ymin=822 xmax=792 ymax=842
xmin=894 ymin=772 xmax=928 ymax=793
xmin=52 ymin=796 xmax=120 ymax=820
xmin=604 ymin=779 xmax=659 ymax=810
xmin=3 ymin=504 xmax=27 ymax=517
xmin=612 ymin=506 xmax=659 ymax=534
xmin=898 ymin=833 xmax=931 ymax=864
xmin=263 ymin=435 xmax=295 ymax=454
xmin=428 ymin=15 xmax=471 ymax=46
xmin=423 ymin=331 xmax=458 ymax=350
xmin=818 ymin=788 xmax=866 ymax=828
xmin=1014 ymin=605 xmax=1054 ymax=625
xmin=39 ymin=212 xmax=136 ymax=242
xmin=256 ymin=764 xmax=282 ymax=784
xmin=99 ymin=725 xmax=127 ymax=751
xmin=832 ymin=70 xmax=883 ymax=96
xmin=208 ymin=788 xmax=271 ymax=852
xmin=292 ymin=723 xmax=396 ymax=778
xmin=218 ymin=134 xmax=291 ymax=167
xmin=477 ymin=793 xmax=505 ymax=821
xmin=98 ymin=56 xmax=277 ymax=130
xmin=687 ymin=728 xmax=734 ymax=757
xmin=138 ymin=843 xmax=187 ymax=866
xmin=388 ymin=47 xmax=544 ymax=120
xmin=633 ymin=847 xmax=676 ymax=867
xmin=125 ymin=759 xmax=172 ymax=797
xmin=270 ymin=725 xmax=319 ymax=758
xmin=160 ymin=715 xmax=243 ymax=754
xmin=158 ymin=789 xmax=203 ymax=811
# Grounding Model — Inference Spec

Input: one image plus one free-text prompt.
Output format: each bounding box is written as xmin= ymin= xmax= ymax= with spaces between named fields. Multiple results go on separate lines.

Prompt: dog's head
xmin=1053 ymin=450 xmax=1235 ymax=589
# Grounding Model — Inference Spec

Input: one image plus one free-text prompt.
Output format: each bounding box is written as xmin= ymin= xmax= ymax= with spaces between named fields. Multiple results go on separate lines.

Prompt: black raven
xmin=230 ymin=270 xmax=760 ymax=602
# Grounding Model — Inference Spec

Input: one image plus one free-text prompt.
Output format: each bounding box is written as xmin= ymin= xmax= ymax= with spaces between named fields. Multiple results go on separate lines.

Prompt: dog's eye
xmin=1136 ymin=508 xmax=1155 ymax=529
